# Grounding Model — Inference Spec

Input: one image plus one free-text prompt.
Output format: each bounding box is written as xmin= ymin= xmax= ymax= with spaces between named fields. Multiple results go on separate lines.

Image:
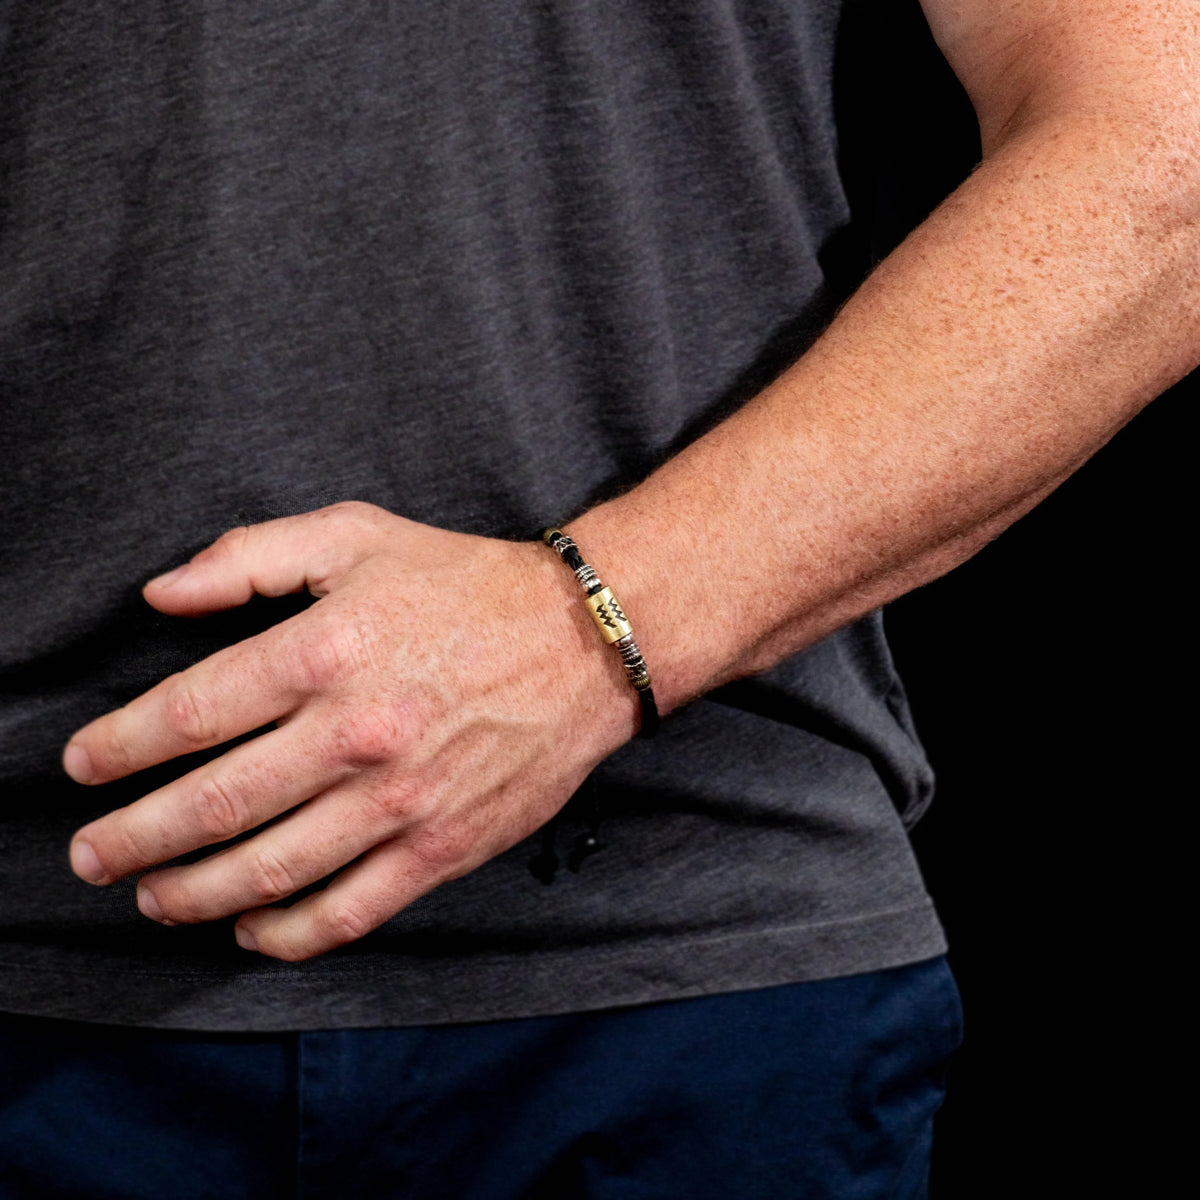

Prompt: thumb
xmin=143 ymin=505 xmax=371 ymax=615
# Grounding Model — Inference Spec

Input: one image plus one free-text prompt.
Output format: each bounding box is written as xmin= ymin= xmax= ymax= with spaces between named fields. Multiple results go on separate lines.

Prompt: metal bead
xmin=543 ymin=524 xmax=657 ymax=734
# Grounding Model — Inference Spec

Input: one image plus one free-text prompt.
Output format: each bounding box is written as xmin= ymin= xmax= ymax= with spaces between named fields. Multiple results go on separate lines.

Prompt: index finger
xmin=63 ymin=623 xmax=309 ymax=785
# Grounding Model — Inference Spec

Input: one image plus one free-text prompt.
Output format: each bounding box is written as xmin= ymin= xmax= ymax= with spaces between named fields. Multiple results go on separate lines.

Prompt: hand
xmin=64 ymin=502 xmax=637 ymax=960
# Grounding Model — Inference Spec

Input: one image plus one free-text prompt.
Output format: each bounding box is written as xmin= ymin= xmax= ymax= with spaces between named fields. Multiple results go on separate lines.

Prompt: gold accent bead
xmin=585 ymin=586 xmax=634 ymax=644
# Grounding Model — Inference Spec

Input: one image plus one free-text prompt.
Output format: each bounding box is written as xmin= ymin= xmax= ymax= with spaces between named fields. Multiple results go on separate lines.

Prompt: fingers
xmin=142 ymin=501 xmax=387 ymax=617
xmin=132 ymin=768 xmax=520 ymax=961
xmin=132 ymin=778 xmax=464 ymax=951
xmin=133 ymin=777 xmax=395 ymax=927
xmin=234 ymin=835 xmax=448 ymax=961
xmin=68 ymin=719 xmax=349 ymax=884
xmin=60 ymin=513 xmax=592 ymax=962
xmin=232 ymin=795 xmax=536 ymax=961
xmin=65 ymin=508 xmax=402 ymax=786
xmin=63 ymin=623 xmax=308 ymax=785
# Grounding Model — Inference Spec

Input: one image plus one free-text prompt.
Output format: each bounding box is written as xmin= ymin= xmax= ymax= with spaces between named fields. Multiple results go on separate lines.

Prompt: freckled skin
xmin=67 ymin=508 xmax=634 ymax=961
xmin=65 ymin=0 xmax=1200 ymax=961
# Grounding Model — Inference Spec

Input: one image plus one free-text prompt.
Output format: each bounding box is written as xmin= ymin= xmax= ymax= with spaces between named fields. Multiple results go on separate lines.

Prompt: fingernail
xmin=70 ymin=839 xmax=108 ymax=885
xmin=137 ymin=887 xmax=175 ymax=926
xmin=148 ymin=564 xmax=189 ymax=588
xmin=63 ymin=743 xmax=94 ymax=784
xmin=235 ymin=926 xmax=258 ymax=953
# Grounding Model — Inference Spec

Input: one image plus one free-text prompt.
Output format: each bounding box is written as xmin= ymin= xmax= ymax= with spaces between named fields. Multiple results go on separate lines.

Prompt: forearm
xmin=569 ymin=103 xmax=1200 ymax=715
xmin=59 ymin=1 xmax=1200 ymax=963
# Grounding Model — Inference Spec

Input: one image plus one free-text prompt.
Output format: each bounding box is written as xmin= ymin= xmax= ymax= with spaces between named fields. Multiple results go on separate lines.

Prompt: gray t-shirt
xmin=0 ymin=0 xmax=945 ymax=1030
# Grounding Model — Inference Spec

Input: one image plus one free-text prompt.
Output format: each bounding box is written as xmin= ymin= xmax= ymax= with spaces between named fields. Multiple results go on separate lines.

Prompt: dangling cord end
xmin=567 ymin=777 xmax=604 ymax=872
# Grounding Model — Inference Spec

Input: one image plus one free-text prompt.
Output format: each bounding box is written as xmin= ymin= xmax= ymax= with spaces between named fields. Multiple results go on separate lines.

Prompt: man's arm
xmin=574 ymin=0 xmax=1200 ymax=711
xmin=64 ymin=0 xmax=1200 ymax=960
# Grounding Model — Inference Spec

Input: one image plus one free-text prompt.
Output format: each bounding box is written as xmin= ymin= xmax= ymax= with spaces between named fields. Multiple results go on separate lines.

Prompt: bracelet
xmin=541 ymin=527 xmax=660 ymax=738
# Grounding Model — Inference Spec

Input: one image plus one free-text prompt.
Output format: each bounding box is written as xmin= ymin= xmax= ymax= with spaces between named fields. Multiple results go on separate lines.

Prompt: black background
xmin=839 ymin=3 xmax=1190 ymax=1192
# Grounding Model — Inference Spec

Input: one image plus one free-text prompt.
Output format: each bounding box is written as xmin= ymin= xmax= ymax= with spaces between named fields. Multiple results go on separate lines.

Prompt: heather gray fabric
xmin=0 ymin=0 xmax=945 ymax=1030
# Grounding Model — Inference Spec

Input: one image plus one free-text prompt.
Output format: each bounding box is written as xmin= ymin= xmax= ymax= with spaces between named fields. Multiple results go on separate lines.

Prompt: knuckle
xmin=327 ymin=500 xmax=381 ymax=527
xmin=162 ymin=674 xmax=220 ymax=746
xmin=316 ymin=898 xmax=375 ymax=947
xmin=107 ymin=818 xmax=158 ymax=873
xmin=359 ymin=777 xmax=422 ymax=826
xmin=296 ymin=623 xmax=376 ymax=691
xmin=329 ymin=708 xmax=408 ymax=769
xmin=94 ymin=723 xmax=136 ymax=778
xmin=246 ymin=846 xmax=301 ymax=904
xmin=210 ymin=525 xmax=252 ymax=561
xmin=193 ymin=775 xmax=253 ymax=841
xmin=408 ymin=825 xmax=474 ymax=875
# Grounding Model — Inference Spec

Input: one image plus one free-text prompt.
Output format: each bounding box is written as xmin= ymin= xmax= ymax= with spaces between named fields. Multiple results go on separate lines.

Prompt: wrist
xmin=563 ymin=497 xmax=725 ymax=718
xmin=541 ymin=527 xmax=659 ymax=738
xmin=509 ymin=535 xmax=642 ymax=755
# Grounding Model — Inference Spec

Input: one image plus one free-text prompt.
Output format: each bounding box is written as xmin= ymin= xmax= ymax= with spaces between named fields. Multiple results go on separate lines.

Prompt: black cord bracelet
xmin=542 ymin=527 xmax=660 ymax=738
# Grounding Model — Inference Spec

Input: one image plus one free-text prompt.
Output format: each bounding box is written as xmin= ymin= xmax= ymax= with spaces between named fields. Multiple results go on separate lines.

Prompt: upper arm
xmin=918 ymin=0 xmax=1200 ymax=150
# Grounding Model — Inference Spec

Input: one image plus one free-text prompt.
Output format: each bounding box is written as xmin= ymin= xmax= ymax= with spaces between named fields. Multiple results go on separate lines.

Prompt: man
xmin=1 ymin=0 xmax=1196 ymax=1194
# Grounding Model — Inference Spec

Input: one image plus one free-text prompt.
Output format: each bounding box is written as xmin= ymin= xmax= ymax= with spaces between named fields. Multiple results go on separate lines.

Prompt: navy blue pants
xmin=0 ymin=958 xmax=960 ymax=1199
